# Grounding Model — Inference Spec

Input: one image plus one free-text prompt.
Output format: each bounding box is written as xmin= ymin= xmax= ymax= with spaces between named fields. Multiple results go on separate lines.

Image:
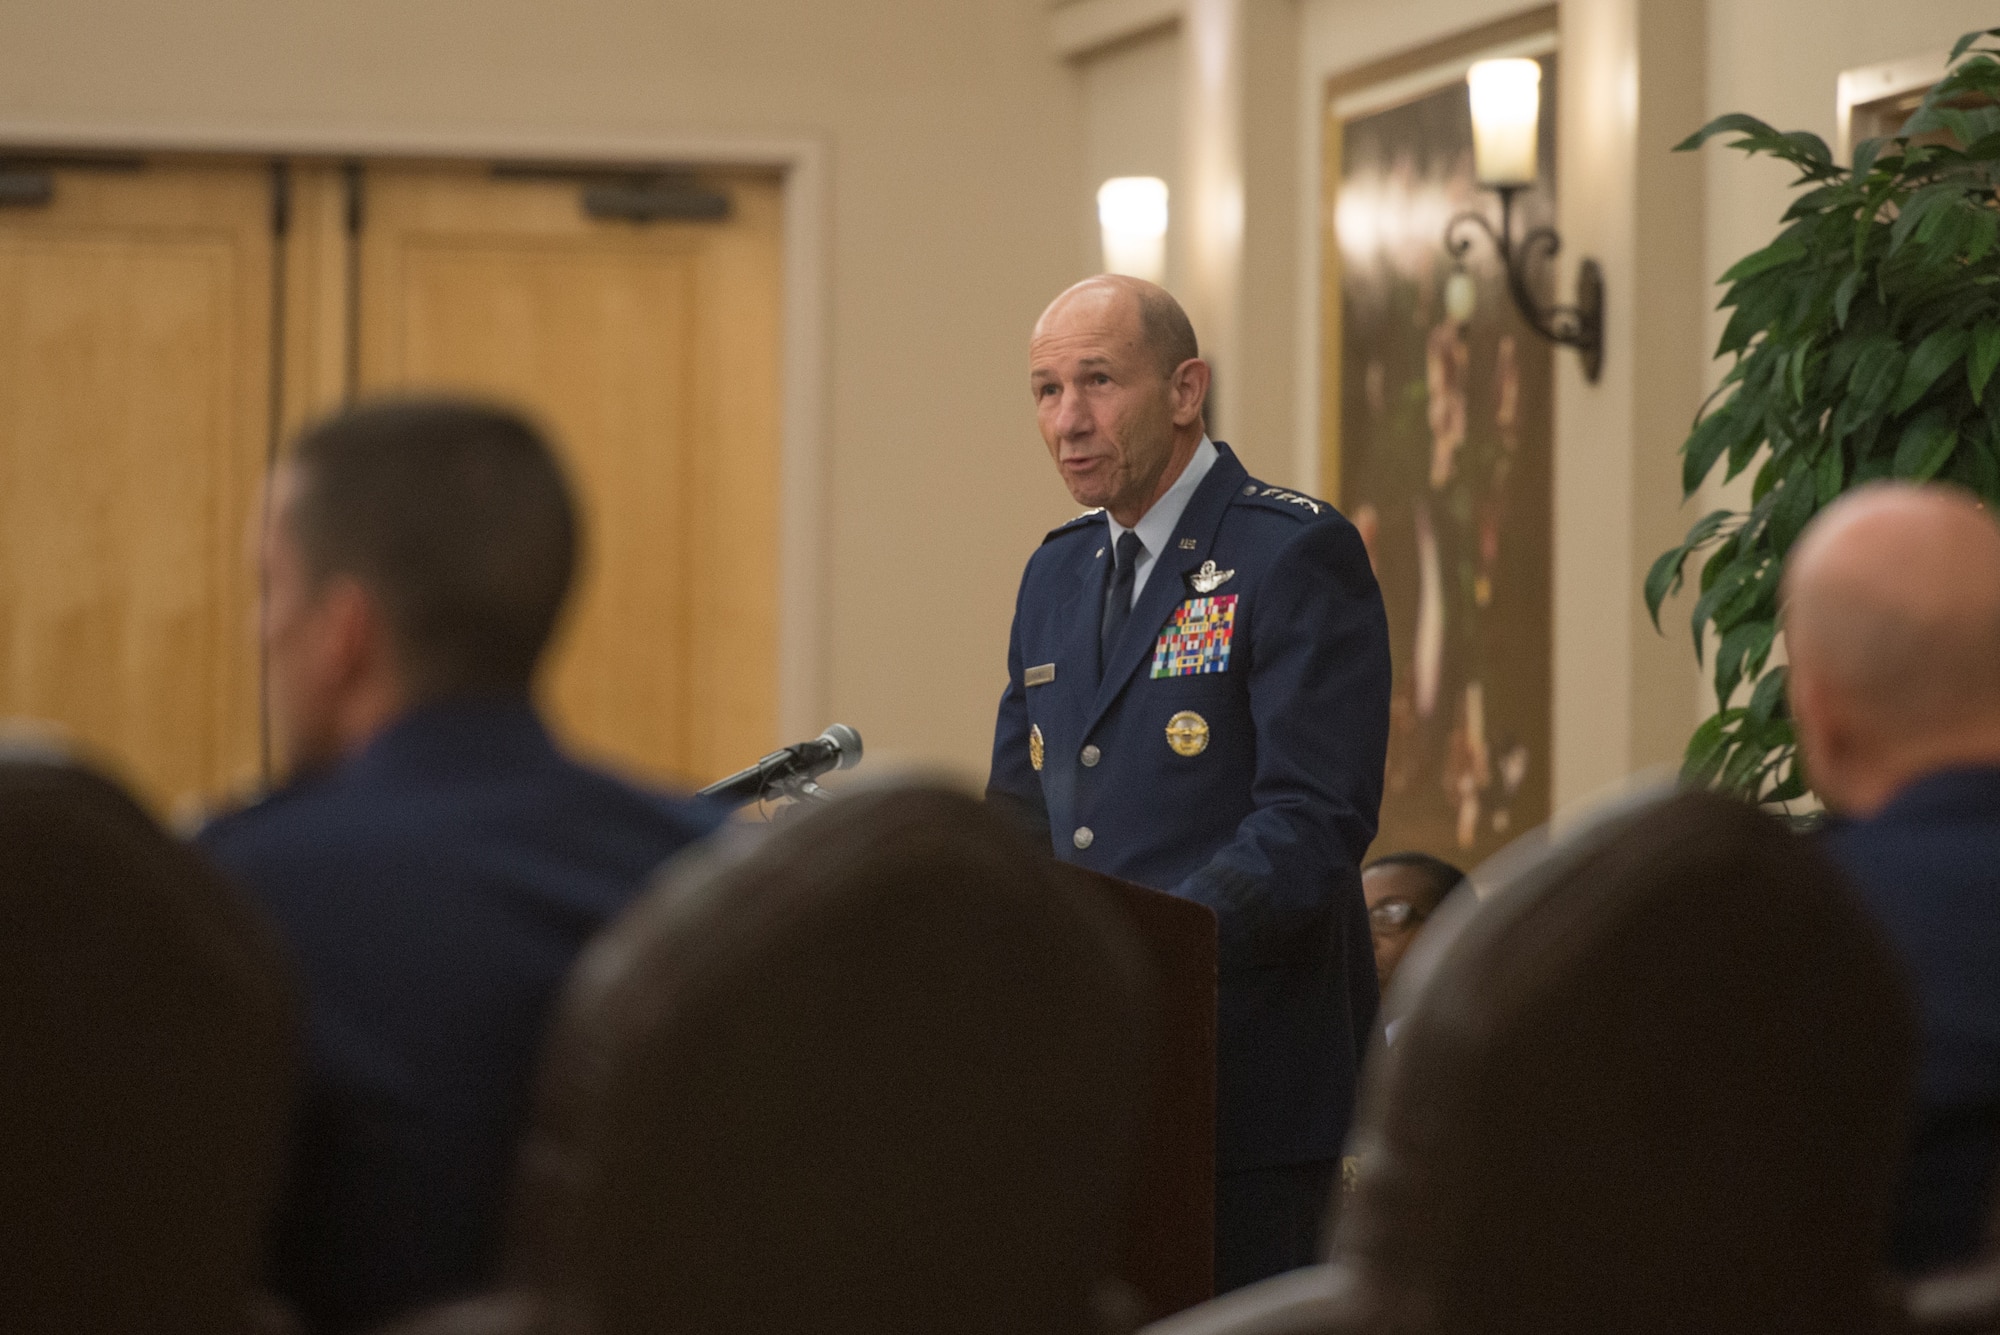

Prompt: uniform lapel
xmin=1083 ymin=444 xmax=1247 ymax=732
xmin=1060 ymin=525 xmax=1112 ymax=709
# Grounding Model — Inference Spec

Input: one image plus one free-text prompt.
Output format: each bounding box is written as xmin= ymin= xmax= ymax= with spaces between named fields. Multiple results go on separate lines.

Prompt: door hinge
xmin=582 ymin=177 xmax=730 ymax=223
xmin=0 ymin=155 xmax=144 ymax=210
xmin=0 ymin=171 xmax=52 ymax=208
xmin=270 ymin=161 xmax=291 ymax=237
xmin=491 ymin=164 xmax=731 ymax=223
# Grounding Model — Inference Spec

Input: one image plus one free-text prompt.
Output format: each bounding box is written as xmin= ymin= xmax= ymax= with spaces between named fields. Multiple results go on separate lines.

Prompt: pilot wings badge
xmin=1189 ymin=560 xmax=1235 ymax=594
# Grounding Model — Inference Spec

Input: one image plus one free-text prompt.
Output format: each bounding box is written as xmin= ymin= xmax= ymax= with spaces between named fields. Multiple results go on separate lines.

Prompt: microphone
xmin=696 ymin=724 xmax=864 ymax=808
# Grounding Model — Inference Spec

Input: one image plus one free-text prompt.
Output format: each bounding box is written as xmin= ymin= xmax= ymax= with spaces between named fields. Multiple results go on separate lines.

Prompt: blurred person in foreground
xmin=1362 ymin=852 xmax=1466 ymax=1002
xmin=197 ymin=399 xmax=723 ymax=1333
xmin=1786 ymin=480 xmax=2000 ymax=1274
xmin=988 ymin=275 xmax=1391 ymax=1291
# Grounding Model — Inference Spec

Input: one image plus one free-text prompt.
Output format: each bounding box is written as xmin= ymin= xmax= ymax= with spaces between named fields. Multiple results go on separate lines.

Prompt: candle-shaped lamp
xmin=1097 ymin=176 xmax=1169 ymax=285
xmin=1466 ymin=58 xmax=1541 ymax=187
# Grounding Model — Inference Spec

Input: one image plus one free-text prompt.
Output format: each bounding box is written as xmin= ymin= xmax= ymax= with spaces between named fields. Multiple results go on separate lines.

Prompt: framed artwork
xmin=1325 ymin=45 xmax=1555 ymax=863
xmin=1837 ymin=49 xmax=1949 ymax=161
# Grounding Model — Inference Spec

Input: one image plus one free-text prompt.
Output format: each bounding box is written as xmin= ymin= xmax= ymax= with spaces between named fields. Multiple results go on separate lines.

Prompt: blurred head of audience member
xmin=408 ymin=782 xmax=1152 ymax=1335
xmin=262 ymin=397 xmax=577 ymax=777
xmin=1 ymin=746 xmax=296 ymax=1335
xmin=1362 ymin=852 xmax=1465 ymax=993
xmin=1784 ymin=481 xmax=2000 ymax=817
xmin=1321 ymin=790 xmax=1913 ymax=1335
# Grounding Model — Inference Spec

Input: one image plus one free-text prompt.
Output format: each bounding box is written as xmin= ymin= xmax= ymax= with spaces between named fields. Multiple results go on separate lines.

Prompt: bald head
xmin=1035 ymin=276 xmax=1198 ymax=379
xmin=1028 ymin=275 xmax=1210 ymax=525
xmin=1784 ymin=482 xmax=2000 ymax=814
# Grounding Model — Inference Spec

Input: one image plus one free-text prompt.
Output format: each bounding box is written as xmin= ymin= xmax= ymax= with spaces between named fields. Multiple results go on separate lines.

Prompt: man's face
xmin=260 ymin=468 xmax=347 ymax=777
xmin=1029 ymin=287 xmax=1181 ymax=518
xmin=1364 ymin=864 xmax=1438 ymax=992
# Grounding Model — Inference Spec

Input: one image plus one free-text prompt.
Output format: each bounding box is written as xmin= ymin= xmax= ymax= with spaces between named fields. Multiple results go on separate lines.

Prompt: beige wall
xmin=0 ymin=0 xmax=1100 ymax=784
xmin=1080 ymin=25 xmax=1186 ymax=289
xmin=9 ymin=0 xmax=2000 ymax=799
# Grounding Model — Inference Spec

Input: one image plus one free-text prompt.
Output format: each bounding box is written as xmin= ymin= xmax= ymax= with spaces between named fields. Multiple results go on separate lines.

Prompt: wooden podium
xmin=1057 ymin=865 xmax=1218 ymax=1321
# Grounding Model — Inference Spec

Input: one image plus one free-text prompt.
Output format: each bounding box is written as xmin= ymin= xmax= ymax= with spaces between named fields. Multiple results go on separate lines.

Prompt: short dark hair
xmin=1135 ymin=284 xmax=1199 ymax=378
xmin=283 ymin=397 xmax=579 ymax=701
xmin=1364 ymin=851 xmax=1468 ymax=915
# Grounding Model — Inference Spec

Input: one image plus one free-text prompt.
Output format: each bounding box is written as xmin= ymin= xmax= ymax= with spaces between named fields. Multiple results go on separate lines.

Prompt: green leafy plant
xmin=1651 ymin=28 xmax=2000 ymax=802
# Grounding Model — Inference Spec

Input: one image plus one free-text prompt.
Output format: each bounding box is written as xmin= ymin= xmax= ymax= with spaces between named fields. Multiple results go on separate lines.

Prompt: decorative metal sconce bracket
xmin=1445 ymin=184 xmax=1604 ymax=383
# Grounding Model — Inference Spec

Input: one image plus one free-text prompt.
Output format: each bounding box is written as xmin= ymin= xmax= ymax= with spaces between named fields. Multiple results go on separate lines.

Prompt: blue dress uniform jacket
xmin=988 ymin=443 xmax=1391 ymax=1174
xmin=197 ymin=697 xmax=724 ymax=1335
xmin=1823 ymin=765 xmax=2000 ymax=1275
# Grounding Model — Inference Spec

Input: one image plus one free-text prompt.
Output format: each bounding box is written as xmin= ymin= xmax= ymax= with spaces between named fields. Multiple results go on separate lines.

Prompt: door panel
xmin=0 ymin=155 xmax=780 ymax=807
xmin=0 ymin=161 xmax=271 ymax=812
xmin=355 ymin=164 xmax=782 ymax=787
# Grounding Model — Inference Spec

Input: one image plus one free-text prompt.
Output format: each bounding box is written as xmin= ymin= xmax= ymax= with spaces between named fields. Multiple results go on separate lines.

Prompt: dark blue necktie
xmin=1100 ymin=530 xmax=1144 ymax=678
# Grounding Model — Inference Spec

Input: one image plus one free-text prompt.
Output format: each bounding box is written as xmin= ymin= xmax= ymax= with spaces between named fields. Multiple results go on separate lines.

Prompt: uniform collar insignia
xmin=1189 ymin=559 xmax=1235 ymax=594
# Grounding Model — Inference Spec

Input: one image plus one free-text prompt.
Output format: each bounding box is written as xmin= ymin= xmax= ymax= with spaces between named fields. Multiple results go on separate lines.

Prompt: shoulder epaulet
xmin=1235 ymin=482 xmax=1331 ymax=520
xmin=1042 ymin=507 xmax=1105 ymax=544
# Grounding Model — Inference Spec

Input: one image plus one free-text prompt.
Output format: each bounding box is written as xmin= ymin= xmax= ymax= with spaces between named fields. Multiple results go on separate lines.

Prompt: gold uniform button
xmin=1080 ymin=744 xmax=1101 ymax=767
xmin=1166 ymin=710 xmax=1210 ymax=757
xmin=1073 ymin=826 xmax=1094 ymax=850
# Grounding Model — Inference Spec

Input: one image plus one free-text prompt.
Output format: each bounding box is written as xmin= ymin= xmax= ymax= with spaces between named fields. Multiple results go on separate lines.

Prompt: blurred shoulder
xmin=559 ymin=752 xmax=729 ymax=845
xmin=191 ymin=771 xmax=354 ymax=874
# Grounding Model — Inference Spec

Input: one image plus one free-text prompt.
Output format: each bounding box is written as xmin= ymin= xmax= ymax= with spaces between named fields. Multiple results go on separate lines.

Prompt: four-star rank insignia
xmin=1029 ymin=723 xmax=1045 ymax=771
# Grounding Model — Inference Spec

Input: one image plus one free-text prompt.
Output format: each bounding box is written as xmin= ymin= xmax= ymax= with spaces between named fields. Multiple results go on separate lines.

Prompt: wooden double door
xmin=0 ymin=155 xmax=782 ymax=814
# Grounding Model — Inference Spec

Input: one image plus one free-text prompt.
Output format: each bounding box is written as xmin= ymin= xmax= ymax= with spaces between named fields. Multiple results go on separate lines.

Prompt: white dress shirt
xmin=1106 ymin=436 xmax=1219 ymax=607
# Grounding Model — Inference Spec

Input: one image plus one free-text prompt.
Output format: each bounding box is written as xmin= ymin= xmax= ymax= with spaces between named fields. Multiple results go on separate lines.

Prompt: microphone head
xmin=819 ymin=723 xmax=863 ymax=771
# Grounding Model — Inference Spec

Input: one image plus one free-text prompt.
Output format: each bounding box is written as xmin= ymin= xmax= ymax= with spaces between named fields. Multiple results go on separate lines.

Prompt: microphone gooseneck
xmin=695 ymin=724 xmax=863 ymax=808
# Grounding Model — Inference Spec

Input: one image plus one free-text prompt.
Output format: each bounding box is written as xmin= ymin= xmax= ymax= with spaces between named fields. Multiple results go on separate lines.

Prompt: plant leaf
xmin=1690 ymin=558 xmax=1755 ymax=664
xmin=1682 ymin=404 xmax=1748 ymax=495
xmin=1968 ymin=207 xmax=2000 ymax=265
xmin=1720 ymin=236 xmax=1808 ymax=284
xmin=1815 ymin=442 xmax=1846 ymax=502
xmin=1893 ymin=408 xmax=1960 ymax=481
xmin=1765 ymin=768 xmax=1808 ymax=804
xmin=1848 ymin=337 xmax=1906 ymax=417
xmin=1682 ymin=708 xmax=1746 ymax=786
xmin=1675 ymin=112 xmax=1785 ymax=154
xmin=1643 ymin=547 xmax=1686 ymax=632
xmin=1715 ymin=618 xmax=1776 ymax=707
xmin=1644 ymin=509 xmax=1733 ymax=629
xmin=1949 ymin=28 xmax=2000 ymax=63
xmin=1747 ymin=665 xmax=1789 ymax=728
xmin=1833 ymin=269 xmax=1864 ymax=327
xmin=1890 ymin=183 xmax=1960 ymax=257
xmin=1971 ymin=323 xmax=2000 ymax=404
xmin=1770 ymin=473 xmax=1818 ymax=552
xmin=1892 ymin=327 xmax=1971 ymax=414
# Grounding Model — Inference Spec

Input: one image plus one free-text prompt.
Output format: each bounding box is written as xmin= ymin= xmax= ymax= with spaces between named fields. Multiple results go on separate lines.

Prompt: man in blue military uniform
xmin=988 ymin=276 xmax=1391 ymax=1292
xmin=198 ymin=400 xmax=722 ymax=1333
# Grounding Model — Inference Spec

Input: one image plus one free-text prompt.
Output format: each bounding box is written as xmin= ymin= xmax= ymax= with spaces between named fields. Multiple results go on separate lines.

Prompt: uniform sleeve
xmin=986 ymin=570 xmax=1052 ymax=849
xmin=1173 ymin=516 xmax=1391 ymax=969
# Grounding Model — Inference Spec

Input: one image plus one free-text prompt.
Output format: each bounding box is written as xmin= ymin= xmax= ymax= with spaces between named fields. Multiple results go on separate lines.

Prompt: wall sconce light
xmin=1098 ymin=176 xmax=1169 ymax=285
xmin=1446 ymin=58 xmax=1604 ymax=382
